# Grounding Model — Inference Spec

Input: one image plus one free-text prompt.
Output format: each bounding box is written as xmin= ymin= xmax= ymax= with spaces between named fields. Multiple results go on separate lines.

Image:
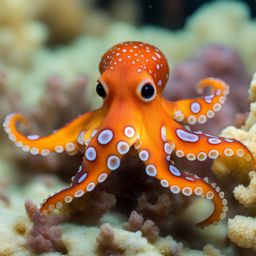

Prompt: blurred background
xmin=1 ymin=1 xmax=256 ymax=255
xmin=93 ymin=0 xmax=256 ymax=31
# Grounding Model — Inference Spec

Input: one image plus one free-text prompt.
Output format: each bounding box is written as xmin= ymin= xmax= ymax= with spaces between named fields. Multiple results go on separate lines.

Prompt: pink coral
xmin=25 ymin=200 xmax=65 ymax=254
xmin=124 ymin=210 xmax=159 ymax=242
xmin=96 ymin=223 xmax=124 ymax=255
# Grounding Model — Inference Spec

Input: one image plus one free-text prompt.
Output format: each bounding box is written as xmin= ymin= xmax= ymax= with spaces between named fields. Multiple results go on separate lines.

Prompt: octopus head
xmin=97 ymin=41 xmax=169 ymax=106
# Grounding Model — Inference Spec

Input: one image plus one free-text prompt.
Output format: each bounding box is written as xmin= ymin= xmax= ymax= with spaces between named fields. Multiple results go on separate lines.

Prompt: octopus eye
xmin=96 ymin=82 xmax=107 ymax=98
xmin=138 ymin=83 xmax=156 ymax=102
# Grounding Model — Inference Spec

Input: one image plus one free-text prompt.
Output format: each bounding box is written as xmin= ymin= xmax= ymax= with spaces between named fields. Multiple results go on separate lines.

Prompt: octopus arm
xmin=164 ymin=121 xmax=254 ymax=165
xmin=40 ymin=163 xmax=112 ymax=214
xmin=40 ymin=121 xmax=139 ymax=214
xmin=136 ymin=129 xmax=227 ymax=227
xmin=164 ymin=78 xmax=230 ymax=125
xmin=3 ymin=110 xmax=104 ymax=156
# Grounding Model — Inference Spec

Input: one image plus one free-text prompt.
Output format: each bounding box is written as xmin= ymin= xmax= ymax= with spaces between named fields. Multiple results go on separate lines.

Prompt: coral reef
xmin=6 ymin=40 xmax=247 ymax=232
xmin=2 ymin=1 xmax=256 ymax=255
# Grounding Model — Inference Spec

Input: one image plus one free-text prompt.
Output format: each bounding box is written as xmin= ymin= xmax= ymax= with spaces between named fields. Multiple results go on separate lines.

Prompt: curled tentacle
xmin=162 ymin=78 xmax=230 ymax=125
xmin=136 ymin=125 xmax=227 ymax=227
xmin=3 ymin=110 xmax=103 ymax=156
xmin=161 ymin=165 xmax=227 ymax=228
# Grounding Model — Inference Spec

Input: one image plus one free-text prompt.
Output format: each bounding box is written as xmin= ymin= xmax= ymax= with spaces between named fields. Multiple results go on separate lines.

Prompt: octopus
xmin=3 ymin=41 xmax=255 ymax=227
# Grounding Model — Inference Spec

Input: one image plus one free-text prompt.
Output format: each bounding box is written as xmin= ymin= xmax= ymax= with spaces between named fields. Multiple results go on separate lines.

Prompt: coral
xmin=66 ymin=190 xmax=116 ymax=225
xmin=105 ymin=226 xmax=179 ymax=256
xmin=25 ymin=200 xmax=65 ymax=254
xmin=140 ymin=219 xmax=159 ymax=243
xmin=212 ymin=72 xmax=256 ymax=179
xmin=228 ymin=215 xmax=256 ymax=251
xmin=61 ymin=222 xmax=186 ymax=256
xmin=233 ymin=171 xmax=256 ymax=208
xmin=234 ymin=112 xmax=248 ymax=128
xmin=3 ymin=1 xmax=256 ymax=255
xmin=136 ymin=192 xmax=173 ymax=223
xmin=0 ymin=204 xmax=30 ymax=255
xmin=203 ymin=245 xmax=223 ymax=256
xmin=249 ymin=72 xmax=256 ymax=102
xmin=97 ymin=223 xmax=124 ymax=255
xmin=123 ymin=210 xmax=144 ymax=232
xmin=211 ymin=72 xmax=256 ymax=253
xmin=246 ymin=75 xmax=256 ymax=135
xmin=123 ymin=210 xmax=159 ymax=242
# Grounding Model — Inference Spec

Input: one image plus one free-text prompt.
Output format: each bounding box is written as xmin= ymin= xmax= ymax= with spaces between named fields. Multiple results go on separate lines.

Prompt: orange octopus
xmin=3 ymin=41 xmax=254 ymax=227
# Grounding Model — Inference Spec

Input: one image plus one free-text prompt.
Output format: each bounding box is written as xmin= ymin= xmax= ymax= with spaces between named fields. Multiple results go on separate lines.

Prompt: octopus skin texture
xmin=3 ymin=41 xmax=255 ymax=228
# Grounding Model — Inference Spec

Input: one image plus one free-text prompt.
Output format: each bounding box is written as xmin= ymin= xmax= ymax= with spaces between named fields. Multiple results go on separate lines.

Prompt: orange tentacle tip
xmin=3 ymin=41 xmax=250 ymax=229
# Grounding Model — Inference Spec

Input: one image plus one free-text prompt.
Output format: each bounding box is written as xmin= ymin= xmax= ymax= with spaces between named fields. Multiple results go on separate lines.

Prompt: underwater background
xmin=1 ymin=0 xmax=256 ymax=255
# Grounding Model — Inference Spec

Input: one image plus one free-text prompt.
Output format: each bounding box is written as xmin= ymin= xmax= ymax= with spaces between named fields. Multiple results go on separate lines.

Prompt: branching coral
xmin=25 ymin=200 xmax=65 ymax=254
xmin=123 ymin=210 xmax=159 ymax=242
xmin=97 ymin=223 xmax=124 ymax=255
xmin=136 ymin=193 xmax=173 ymax=223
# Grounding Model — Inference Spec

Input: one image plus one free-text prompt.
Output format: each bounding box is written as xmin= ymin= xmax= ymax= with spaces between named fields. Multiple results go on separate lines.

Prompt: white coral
xmin=228 ymin=215 xmax=256 ymax=250
xmin=234 ymin=171 xmax=256 ymax=208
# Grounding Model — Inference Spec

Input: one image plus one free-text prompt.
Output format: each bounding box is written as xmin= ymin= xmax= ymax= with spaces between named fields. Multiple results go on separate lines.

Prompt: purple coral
xmin=25 ymin=200 xmax=66 ymax=254
xmin=124 ymin=210 xmax=159 ymax=242
xmin=96 ymin=223 xmax=124 ymax=255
